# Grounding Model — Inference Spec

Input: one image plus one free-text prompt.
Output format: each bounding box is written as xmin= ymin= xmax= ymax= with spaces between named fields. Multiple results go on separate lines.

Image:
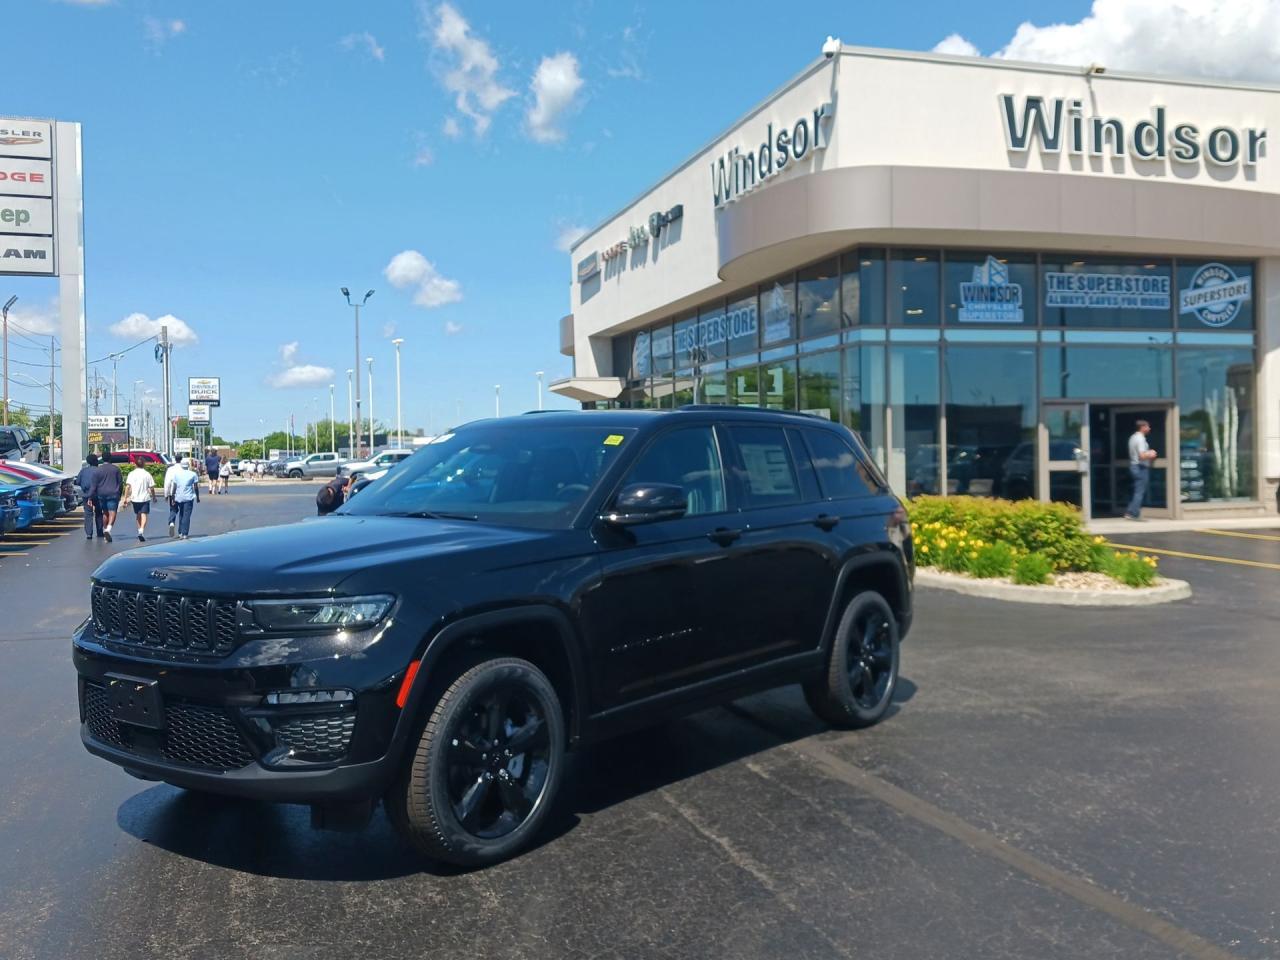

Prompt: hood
xmin=91 ymin=514 xmax=555 ymax=596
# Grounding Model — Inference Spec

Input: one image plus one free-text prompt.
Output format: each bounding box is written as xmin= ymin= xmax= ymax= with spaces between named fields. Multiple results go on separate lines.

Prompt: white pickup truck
xmin=284 ymin=452 xmax=345 ymax=479
xmin=338 ymin=449 xmax=414 ymax=479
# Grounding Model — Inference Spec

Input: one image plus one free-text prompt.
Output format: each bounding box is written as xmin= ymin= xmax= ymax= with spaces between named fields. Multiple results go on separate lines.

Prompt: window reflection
xmin=944 ymin=346 xmax=1037 ymax=499
xmin=1177 ymin=348 xmax=1254 ymax=502
xmin=798 ymin=258 xmax=840 ymax=338
xmin=889 ymin=346 xmax=939 ymax=495
xmin=889 ymin=250 xmax=940 ymax=325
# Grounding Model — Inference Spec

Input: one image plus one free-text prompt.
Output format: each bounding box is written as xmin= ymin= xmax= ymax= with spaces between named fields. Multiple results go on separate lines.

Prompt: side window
xmin=804 ymin=429 xmax=877 ymax=499
xmin=729 ymin=426 xmax=801 ymax=509
xmin=785 ymin=428 xmax=822 ymax=501
xmin=619 ymin=426 xmax=726 ymax=516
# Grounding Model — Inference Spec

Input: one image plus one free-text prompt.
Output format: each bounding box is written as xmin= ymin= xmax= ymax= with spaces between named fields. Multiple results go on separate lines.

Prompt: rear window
xmin=803 ymin=429 xmax=879 ymax=500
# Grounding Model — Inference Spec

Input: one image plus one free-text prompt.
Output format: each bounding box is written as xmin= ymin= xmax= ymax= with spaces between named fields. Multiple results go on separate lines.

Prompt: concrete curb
xmin=916 ymin=568 xmax=1192 ymax=606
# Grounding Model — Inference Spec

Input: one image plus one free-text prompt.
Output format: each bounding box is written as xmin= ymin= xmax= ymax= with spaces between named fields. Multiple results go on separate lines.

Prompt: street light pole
xmin=346 ymin=369 xmax=354 ymax=458
xmin=328 ymin=383 xmax=336 ymax=453
xmin=342 ymin=288 xmax=374 ymax=458
xmin=366 ymin=357 xmax=374 ymax=453
xmin=392 ymin=338 xmax=404 ymax=449
xmin=1 ymin=295 xmax=14 ymax=426
xmin=536 ymin=370 xmax=544 ymax=411
xmin=131 ymin=380 xmax=144 ymax=448
xmin=110 ymin=354 xmax=120 ymax=416
xmin=494 ymin=384 xmax=501 ymax=418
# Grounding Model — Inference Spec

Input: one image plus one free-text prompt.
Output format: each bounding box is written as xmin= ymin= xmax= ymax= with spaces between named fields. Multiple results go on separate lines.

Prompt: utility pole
xmin=49 ymin=336 xmax=57 ymax=464
xmin=346 ymin=370 xmax=354 ymax=458
xmin=159 ymin=325 xmax=172 ymax=458
xmin=2 ymin=295 xmax=15 ymax=426
xmin=342 ymin=289 xmax=374 ymax=457
xmin=110 ymin=354 xmax=120 ymax=416
xmin=366 ymin=357 xmax=374 ymax=453
xmin=392 ymin=338 xmax=404 ymax=449
xmin=329 ymin=383 xmax=336 ymax=453
xmin=536 ymin=370 xmax=544 ymax=411
xmin=494 ymin=384 xmax=501 ymax=418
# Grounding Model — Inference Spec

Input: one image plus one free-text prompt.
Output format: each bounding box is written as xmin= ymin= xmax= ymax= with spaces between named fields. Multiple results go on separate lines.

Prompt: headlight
xmin=246 ymin=595 xmax=394 ymax=633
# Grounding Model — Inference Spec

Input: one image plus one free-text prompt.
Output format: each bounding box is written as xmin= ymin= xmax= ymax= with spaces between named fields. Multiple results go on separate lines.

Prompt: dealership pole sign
xmin=86 ymin=414 xmax=128 ymax=446
xmin=187 ymin=403 xmax=211 ymax=426
xmin=188 ymin=377 xmax=220 ymax=406
xmin=0 ymin=119 xmax=55 ymax=275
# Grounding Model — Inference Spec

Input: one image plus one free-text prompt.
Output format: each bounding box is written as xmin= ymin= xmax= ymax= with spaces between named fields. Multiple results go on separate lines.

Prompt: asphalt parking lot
xmin=2 ymin=486 xmax=1278 ymax=959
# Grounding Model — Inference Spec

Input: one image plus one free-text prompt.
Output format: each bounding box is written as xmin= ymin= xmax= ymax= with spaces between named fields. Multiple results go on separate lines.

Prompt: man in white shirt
xmin=162 ymin=458 xmax=182 ymax=538
xmin=124 ymin=463 xmax=157 ymax=541
xmin=1124 ymin=419 xmax=1158 ymax=521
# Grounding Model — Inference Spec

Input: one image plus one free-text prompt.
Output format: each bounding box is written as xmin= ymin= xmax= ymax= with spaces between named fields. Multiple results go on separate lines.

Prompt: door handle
xmin=707 ymin=527 xmax=743 ymax=546
xmin=813 ymin=514 xmax=840 ymax=531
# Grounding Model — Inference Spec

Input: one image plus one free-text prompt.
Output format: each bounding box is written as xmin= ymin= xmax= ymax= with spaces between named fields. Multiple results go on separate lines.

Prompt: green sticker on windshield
xmin=603 ymin=434 xmax=624 ymax=446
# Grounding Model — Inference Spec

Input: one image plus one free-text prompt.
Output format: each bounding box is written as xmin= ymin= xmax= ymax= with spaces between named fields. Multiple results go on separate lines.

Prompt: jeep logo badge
xmin=147 ymin=570 xmax=169 ymax=581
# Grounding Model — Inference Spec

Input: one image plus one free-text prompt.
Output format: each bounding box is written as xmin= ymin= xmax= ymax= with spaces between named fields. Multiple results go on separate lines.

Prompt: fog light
xmin=264 ymin=689 xmax=354 ymax=705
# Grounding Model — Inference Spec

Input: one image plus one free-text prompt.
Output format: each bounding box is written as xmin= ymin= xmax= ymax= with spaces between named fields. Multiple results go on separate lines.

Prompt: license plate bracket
xmin=105 ymin=673 xmax=165 ymax=729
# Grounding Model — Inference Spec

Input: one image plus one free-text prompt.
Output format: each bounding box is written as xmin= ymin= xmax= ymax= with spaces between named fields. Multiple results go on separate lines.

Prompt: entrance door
xmin=1107 ymin=405 xmax=1173 ymax=519
xmin=1039 ymin=403 xmax=1091 ymax=519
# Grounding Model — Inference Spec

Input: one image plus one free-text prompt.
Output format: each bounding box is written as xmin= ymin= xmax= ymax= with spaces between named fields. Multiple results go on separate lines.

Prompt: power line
xmin=88 ymin=334 xmax=157 ymax=365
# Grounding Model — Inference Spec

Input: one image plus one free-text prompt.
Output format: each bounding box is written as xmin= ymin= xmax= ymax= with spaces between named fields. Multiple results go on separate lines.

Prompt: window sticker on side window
xmin=740 ymin=443 xmax=795 ymax=495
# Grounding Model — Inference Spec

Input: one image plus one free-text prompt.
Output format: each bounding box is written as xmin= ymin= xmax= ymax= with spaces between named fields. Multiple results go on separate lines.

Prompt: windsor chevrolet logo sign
xmin=1000 ymin=95 xmax=1267 ymax=167
xmin=711 ymin=103 xmax=833 ymax=208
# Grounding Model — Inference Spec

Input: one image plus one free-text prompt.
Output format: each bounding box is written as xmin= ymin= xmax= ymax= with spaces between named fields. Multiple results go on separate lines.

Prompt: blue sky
xmin=0 ymin=0 xmax=1143 ymax=440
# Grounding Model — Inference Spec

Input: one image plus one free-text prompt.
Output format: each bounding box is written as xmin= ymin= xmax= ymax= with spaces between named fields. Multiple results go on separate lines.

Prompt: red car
xmin=104 ymin=450 xmax=168 ymax=466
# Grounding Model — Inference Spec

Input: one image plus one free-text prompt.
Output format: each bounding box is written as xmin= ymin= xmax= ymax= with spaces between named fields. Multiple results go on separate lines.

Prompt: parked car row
xmin=0 ymin=458 xmax=83 ymax=537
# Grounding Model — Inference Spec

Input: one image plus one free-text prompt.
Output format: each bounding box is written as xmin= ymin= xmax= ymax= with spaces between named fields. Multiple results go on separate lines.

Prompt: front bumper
xmin=72 ymin=619 xmax=421 ymax=804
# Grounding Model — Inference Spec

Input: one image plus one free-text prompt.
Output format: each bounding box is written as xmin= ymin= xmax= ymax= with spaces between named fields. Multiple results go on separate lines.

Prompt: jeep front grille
xmin=90 ymin=585 xmax=241 ymax=657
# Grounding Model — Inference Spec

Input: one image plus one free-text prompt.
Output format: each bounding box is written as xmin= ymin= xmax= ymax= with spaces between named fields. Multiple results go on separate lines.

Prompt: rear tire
xmin=387 ymin=657 xmax=565 ymax=868
xmin=803 ymin=590 xmax=899 ymax=729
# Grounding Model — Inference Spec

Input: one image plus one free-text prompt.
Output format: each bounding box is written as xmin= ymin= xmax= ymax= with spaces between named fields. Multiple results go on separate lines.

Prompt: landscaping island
xmin=909 ymin=496 xmax=1191 ymax=607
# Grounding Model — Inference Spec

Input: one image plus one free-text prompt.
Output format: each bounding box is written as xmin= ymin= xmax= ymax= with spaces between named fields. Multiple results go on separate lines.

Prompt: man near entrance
xmin=1125 ymin=419 xmax=1158 ymax=520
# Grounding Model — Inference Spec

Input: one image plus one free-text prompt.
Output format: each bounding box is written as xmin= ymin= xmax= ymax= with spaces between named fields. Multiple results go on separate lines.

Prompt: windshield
xmin=339 ymin=423 xmax=635 ymax=529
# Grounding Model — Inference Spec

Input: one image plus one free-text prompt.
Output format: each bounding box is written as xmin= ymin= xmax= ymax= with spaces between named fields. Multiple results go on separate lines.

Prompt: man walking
xmin=169 ymin=456 xmax=201 ymax=539
xmin=124 ymin=461 xmax=157 ymax=541
xmin=87 ymin=455 xmax=124 ymax=542
xmin=1124 ymin=419 xmax=1158 ymax=521
xmin=163 ymin=456 xmax=181 ymax=537
xmin=76 ymin=454 xmax=104 ymax=540
xmin=204 ymin=450 xmax=221 ymax=496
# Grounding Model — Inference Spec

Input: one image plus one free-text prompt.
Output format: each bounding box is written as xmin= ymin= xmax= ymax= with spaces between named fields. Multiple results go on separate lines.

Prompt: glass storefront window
xmin=944 ymin=346 xmax=1037 ymax=499
xmin=728 ymin=365 xmax=761 ymax=407
xmin=651 ymin=323 xmax=674 ymax=375
xmin=1042 ymin=257 xmax=1173 ymax=328
xmin=673 ymin=314 xmax=696 ymax=375
xmin=632 ymin=329 xmax=651 ymax=380
xmin=889 ymin=345 xmax=939 ymax=495
xmin=699 ymin=302 xmax=729 ymax=362
xmin=843 ymin=345 xmax=886 ymax=470
xmin=726 ymin=291 xmax=759 ymax=356
xmin=798 ymin=351 xmax=840 ymax=421
xmin=701 ymin=366 xmax=728 ymax=405
xmin=944 ymin=252 xmax=1036 ymax=326
xmin=1177 ymin=348 xmax=1254 ymax=502
xmin=650 ymin=378 xmax=675 ymax=408
xmin=613 ymin=334 xmax=634 ymax=382
xmin=842 ymin=249 xmax=885 ymax=326
xmin=761 ymin=277 xmax=796 ymax=345
xmin=799 ymin=258 xmax=840 ymax=338
xmin=1176 ymin=261 xmax=1255 ymax=331
xmin=1042 ymin=346 xmax=1173 ymax=399
xmin=761 ymin=358 xmax=796 ymax=410
xmin=888 ymin=250 xmax=940 ymax=325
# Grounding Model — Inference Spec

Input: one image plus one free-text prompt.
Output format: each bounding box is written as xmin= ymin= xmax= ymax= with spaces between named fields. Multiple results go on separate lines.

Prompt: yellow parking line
xmin=1195 ymin=528 xmax=1280 ymax=543
xmin=1 ymin=540 xmax=53 ymax=545
xmin=1106 ymin=541 xmax=1280 ymax=571
xmin=0 ymin=552 xmax=29 ymax=557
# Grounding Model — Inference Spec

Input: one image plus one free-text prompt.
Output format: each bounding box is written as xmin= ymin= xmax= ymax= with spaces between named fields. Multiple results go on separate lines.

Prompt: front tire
xmin=387 ymin=657 xmax=565 ymax=868
xmin=803 ymin=591 xmax=899 ymax=729
xmin=288 ymin=469 xmax=303 ymax=479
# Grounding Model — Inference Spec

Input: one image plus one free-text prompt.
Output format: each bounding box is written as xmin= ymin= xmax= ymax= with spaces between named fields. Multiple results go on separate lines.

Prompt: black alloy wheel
xmin=388 ymin=656 xmax=565 ymax=867
xmin=802 ymin=590 xmax=899 ymax=729
xmin=445 ymin=683 xmax=552 ymax=839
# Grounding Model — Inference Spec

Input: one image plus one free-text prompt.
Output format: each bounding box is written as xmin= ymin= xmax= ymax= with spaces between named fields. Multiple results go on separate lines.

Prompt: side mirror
xmin=602 ymin=482 xmax=687 ymax=526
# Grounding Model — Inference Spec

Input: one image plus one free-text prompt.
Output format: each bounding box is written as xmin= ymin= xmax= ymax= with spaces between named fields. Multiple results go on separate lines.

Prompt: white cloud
xmin=341 ymin=31 xmax=385 ymax=62
xmin=424 ymin=2 xmax=515 ymax=137
xmin=143 ymin=16 xmax=186 ymax=51
xmin=936 ymin=0 xmax=1280 ymax=82
xmin=444 ymin=320 xmax=463 ymax=335
xmin=413 ymin=145 xmax=435 ymax=167
xmin=269 ymin=342 xmax=333 ymax=388
xmin=526 ymin=52 xmax=584 ymax=143
xmin=110 ymin=312 xmax=198 ymax=346
xmin=384 ymin=249 xmax=463 ymax=308
xmin=5 ymin=298 xmax=59 ymax=337
xmin=382 ymin=321 xmax=398 ymax=338
xmin=606 ymin=23 xmax=645 ymax=80
xmin=554 ymin=222 xmax=587 ymax=252
xmin=932 ymin=33 xmax=980 ymax=57
xmin=442 ymin=116 xmax=462 ymax=139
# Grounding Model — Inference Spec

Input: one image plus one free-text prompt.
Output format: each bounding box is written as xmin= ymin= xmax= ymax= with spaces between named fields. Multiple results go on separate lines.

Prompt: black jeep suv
xmin=73 ymin=408 xmax=914 ymax=866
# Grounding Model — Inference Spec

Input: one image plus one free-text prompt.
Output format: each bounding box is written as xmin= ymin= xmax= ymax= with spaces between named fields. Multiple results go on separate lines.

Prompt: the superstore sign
xmin=1044 ymin=272 xmax=1171 ymax=310
xmin=0 ymin=118 xmax=55 ymax=276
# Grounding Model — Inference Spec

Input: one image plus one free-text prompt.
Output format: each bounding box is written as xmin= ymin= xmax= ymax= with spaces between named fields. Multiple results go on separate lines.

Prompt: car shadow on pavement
xmin=115 ymin=677 xmax=918 ymax=880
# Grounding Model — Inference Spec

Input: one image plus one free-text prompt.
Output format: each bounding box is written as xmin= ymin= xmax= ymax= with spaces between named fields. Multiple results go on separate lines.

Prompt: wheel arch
xmin=820 ymin=551 xmax=911 ymax=655
xmin=409 ymin=606 xmax=588 ymax=748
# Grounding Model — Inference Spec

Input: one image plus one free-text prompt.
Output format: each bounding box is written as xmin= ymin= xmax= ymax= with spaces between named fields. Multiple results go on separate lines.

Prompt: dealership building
xmin=553 ymin=44 xmax=1280 ymax=520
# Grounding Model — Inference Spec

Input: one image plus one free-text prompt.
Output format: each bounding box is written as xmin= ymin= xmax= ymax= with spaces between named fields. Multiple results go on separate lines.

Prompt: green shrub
xmin=1103 ymin=550 xmax=1159 ymax=587
xmin=1011 ymin=552 xmax=1053 ymax=585
xmin=968 ymin=541 xmax=1016 ymax=579
xmin=911 ymin=495 xmax=1095 ymax=571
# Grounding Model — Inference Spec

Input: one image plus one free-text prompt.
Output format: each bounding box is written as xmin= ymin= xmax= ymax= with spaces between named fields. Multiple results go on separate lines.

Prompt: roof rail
xmin=677 ymin=405 xmax=830 ymax=420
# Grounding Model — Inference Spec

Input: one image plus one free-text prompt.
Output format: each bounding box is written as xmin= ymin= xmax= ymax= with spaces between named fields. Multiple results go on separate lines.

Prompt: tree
xmin=30 ymin=412 xmax=62 ymax=441
xmin=0 ymin=401 xmax=33 ymax=429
